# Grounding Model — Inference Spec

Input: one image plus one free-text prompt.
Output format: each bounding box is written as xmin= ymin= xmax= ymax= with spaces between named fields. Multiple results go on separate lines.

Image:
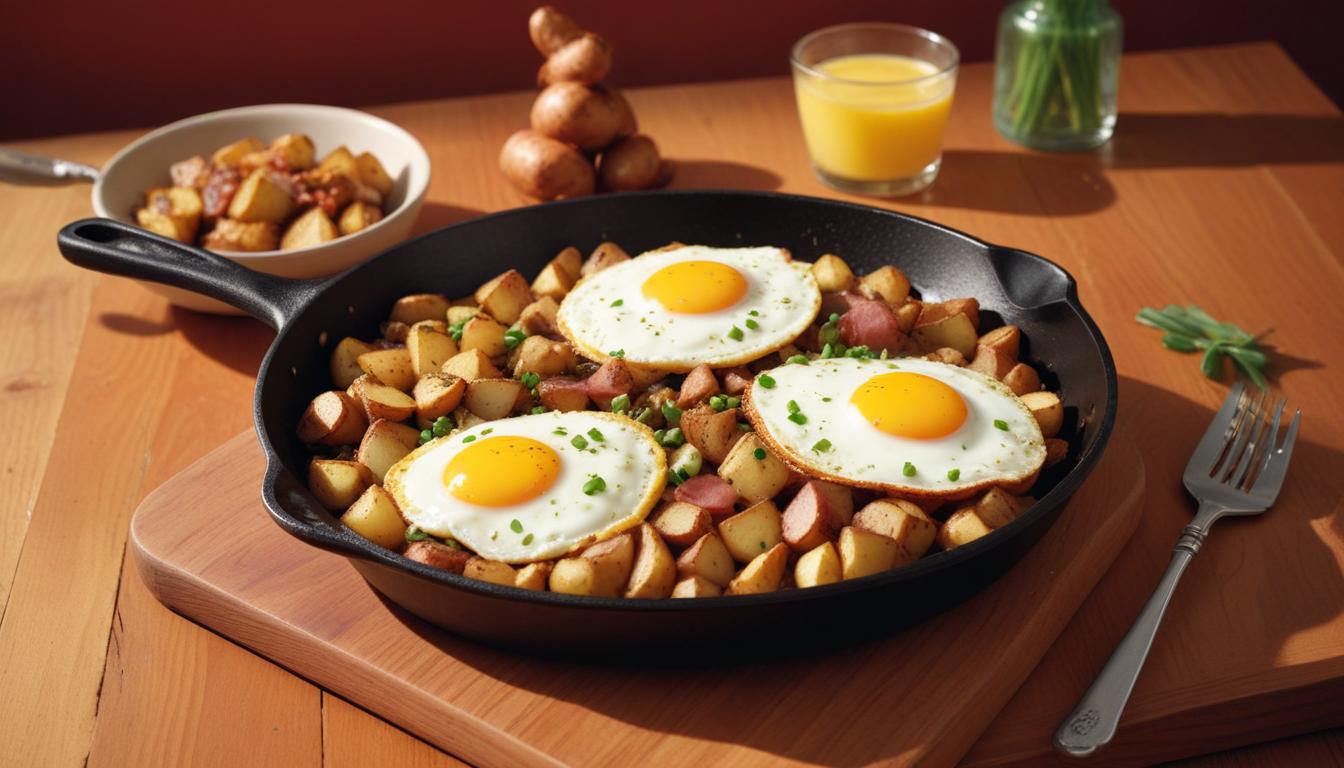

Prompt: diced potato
xmin=717 ymin=433 xmax=789 ymax=505
xmin=781 ymin=481 xmax=844 ymax=552
xmin=717 ymin=499 xmax=783 ymax=563
xmin=837 ymin=526 xmax=902 ymax=580
xmin=318 ymin=146 xmax=360 ymax=181
xmin=925 ymin=347 xmax=967 ymax=367
xmin=514 ymin=561 xmax=553 ymax=591
xmin=351 ymin=375 xmax=417 ymax=422
xmin=811 ymin=254 xmax=855 ymax=293
xmin=202 ymin=219 xmax=279 ymax=252
xmin=452 ymin=406 xmax=486 ymax=431
xmin=145 ymin=186 xmax=203 ymax=229
xmin=446 ymin=305 xmax=480 ymax=325
xmin=851 ymin=499 xmax=936 ymax=562
xmin=270 ymin=133 xmax=316 ymax=170
xmin=537 ymin=377 xmax=589 ymax=411
xmin=937 ymin=509 xmax=993 ymax=550
xmin=212 ymin=137 xmax=265 ymax=167
xmin=550 ymin=246 xmax=583 ymax=280
xmin=464 ymin=557 xmax=516 ymax=586
xmin=297 ymin=391 xmax=368 ymax=446
xmin=464 ymin=378 xmax=528 ymax=420
xmin=675 ymin=532 xmax=735 ymax=588
xmin=680 ymin=405 xmax=742 ymax=465
xmin=227 ymin=168 xmax=295 ymax=223
xmin=474 ymin=269 xmax=533 ymax=325
xmin=413 ymin=373 xmax=466 ymax=428
xmin=338 ymin=200 xmax=384 ymax=235
xmin=919 ymin=298 xmax=981 ymax=331
xmin=1000 ymin=471 xmax=1040 ymax=496
xmin=356 ymin=419 xmax=419 ymax=481
xmin=441 ymin=349 xmax=502 ymax=382
xmin=136 ymin=208 xmax=196 ymax=243
xmin=581 ymin=241 xmax=630 ymax=276
xmin=307 ymin=459 xmax=375 ymax=510
xmin=895 ymin=300 xmax=922 ymax=334
xmin=341 ymin=485 xmax=405 ymax=549
xmin=519 ymin=297 xmax=561 ymax=338
xmin=512 ymin=336 xmax=576 ymax=377
xmin=794 ymin=542 xmax=842 ymax=588
xmin=170 ymin=155 xmax=210 ymax=189
xmin=912 ymin=312 xmax=978 ymax=358
xmin=406 ymin=324 xmax=458 ymax=378
xmin=548 ymin=532 xmax=635 ymax=597
xmin=859 ymin=265 xmax=911 ymax=305
xmin=357 ymin=348 xmax=415 ymax=391
xmin=625 ymin=523 xmax=676 ymax=598
xmin=651 ymin=501 xmax=713 ymax=549
xmin=330 ymin=337 xmax=377 ymax=389
xmin=549 ymin=558 xmax=603 ymax=596
xmin=403 ymin=540 xmax=471 ymax=573
xmin=530 ymin=262 xmax=575 ymax=301
xmin=671 ymin=575 xmax=721 ymax=598
xmin=238 ymin=151 xmax=270 ymax=174
xmin=390 ymin=294 xmax=451 ymax=325
xmin=726 ymin=542 xmax=789 ymax=595
xmin=280 ymin=207 xmax=338 ymax=250
xmin=1019 ymin=390 xmax=1063 ymax=438
xmin=1003 ymin=363 xmax=1041 ymax=396
xmin=459 ymin=315 xmax=508 ymax=359
xmin=355 ymin=151 xmax=394 ymax=195
xmin=968 ymin=344 xmax=1015 ymax=380
xmin=626 ymin=364 xmax=669 ymax=392
xmin=979 ymin=325 xmax=1021 ymax=359
xmin=1044 ymin=438 xmax=1068 ymax=467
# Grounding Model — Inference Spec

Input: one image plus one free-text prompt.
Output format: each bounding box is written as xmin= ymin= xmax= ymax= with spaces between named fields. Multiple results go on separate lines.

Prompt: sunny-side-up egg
xmin=745 ymin=357 xmax=1046 ymax=499
xmin=383 ymin=411 xmax=666 ymax=563
xmin=556 ymin=244 xmax=822 ymax=372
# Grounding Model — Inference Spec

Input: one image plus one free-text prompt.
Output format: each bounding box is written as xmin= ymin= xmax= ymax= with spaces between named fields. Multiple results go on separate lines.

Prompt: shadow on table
xmin=411 ymin=201 xmax=488 ymax=236
xmin=912 ymin=112 xmax=1344 ymax=216
xmin=99 ymin=306 xmax=271 ymax=376
xmin=386 ymin=375 xmax=1341 ymax=767
xmin=668 ymin=159 xmax=783 ymax=191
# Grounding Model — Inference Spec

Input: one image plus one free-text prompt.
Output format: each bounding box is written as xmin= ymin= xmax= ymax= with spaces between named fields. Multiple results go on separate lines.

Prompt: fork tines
xmin=1205 ymin=384 xmax=1299 ymax=496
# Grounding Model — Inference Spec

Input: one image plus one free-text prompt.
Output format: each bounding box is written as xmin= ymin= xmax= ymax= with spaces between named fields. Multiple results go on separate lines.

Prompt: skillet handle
xmin=57 ymin=218 xmax=323 ymax=330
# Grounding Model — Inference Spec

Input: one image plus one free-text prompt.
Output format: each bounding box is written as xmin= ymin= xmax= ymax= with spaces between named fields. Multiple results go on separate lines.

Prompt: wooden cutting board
xmin=130 ymin=427 xmax=1143 ymax=768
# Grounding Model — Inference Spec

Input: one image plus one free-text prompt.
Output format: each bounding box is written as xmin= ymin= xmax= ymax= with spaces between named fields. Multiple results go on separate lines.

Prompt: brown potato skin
xmin=598 ymin=135 xmax=667 ymax=192
xmin=528 ymin=5 xmax=583 ymax=56
xmin=538 ymin=33 xmax=612 ymax=86
xmin=530 ymin=82 xmax=623 ymax=152
xmin=404 ymin=540 xmax=471 ymax=574
xmin=499 ymin=130 xmax=596 ymax=201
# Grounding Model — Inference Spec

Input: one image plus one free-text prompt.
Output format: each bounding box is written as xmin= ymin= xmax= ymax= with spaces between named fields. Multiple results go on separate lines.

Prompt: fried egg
xmin=744 ymin=357 xmax=1046 ymax=498
xmin=384 ymin=411 xmax=665 ymax=562
xmin=557 ymin=244 xmax=821 ymax=372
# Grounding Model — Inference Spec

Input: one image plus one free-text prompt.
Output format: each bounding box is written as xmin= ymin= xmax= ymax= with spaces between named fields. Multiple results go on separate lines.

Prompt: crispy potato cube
xmin=391 ymin=294 xmax=451 ymax=325
xmin=146 ymin=186 xmax=203 ymax=224
xmin=580 ymin=532 xmax=636 ymax=594
xmin=675 ymin=532 xmax=735 ymax=588
xmin=968 ymin=344 xmax=1015 ymax=380
xmin=338 ymin=200 xmax=384 ymax=235
xmin=837 ymin=526 xmax=902 ymax=580
xmin=464 ymin=557 xmax=517 ymax=586
xmin=330 ymin=337 xmax=377 ymax=389
xmin=357 ymin=347 xmax=416 ymax=391
xmin=680 ymin=406 xmax=742 ymax=465
xmin=671 ymin=575 xmax=722 ymax=598
xmin=404 ymin=540 xmax=471 ymax=573
xmin=212 ymin=137 xmax=265 ymax=167
xmin=202 ymin=219 xmax=279 ymax=252
xmin=999 ymin=470 xmax=1040 ymax=496
xmin=925 ymin=347 xmax=967 ymax=367
xmin=937 ymin=509 xmax=993 ymax=550
xmin=812 ymin=479 xmax=854 ymax=524
xmin=512 ymin=335 xmax=576 ymax=377
xmin=1019 ymin=390 xmax=1063 ymax=438
xmin=382 ymin=321 xmax=411 ymax=344
xmin=1044 ymin=438 xmax=1068 ymax=467
xmin=782 ymin=480 xmax=845 ymax=552
xmin=726 ymin=542 xmax=789 ymax=595
xmin=581 ymin=241 xmax=630 ymax=276
xmin=852 ymin=499 xmax=936 ymax=562
xmin=136 ymin=207 xmax=196 ymax=243
xmin=464 ymin=378 xmax=528 ymax=420
xmin=308 ymin=459 xmax=375 ymax=510
xmin=677 ymin=364 xmax=720 ymax=408
xmin=514 ymin=561 xmax=553 ymax=590
xmin=549 ymin=558 xmax=603 ymax=596
xmin=717 ymin=434 xmax=790 ymax=505
xmin=452 ymin=406 xmax=486 ymax=430
xmin=550 ymin=246 xmax=582 ymax=280
xmin=651 ymin=501 xmax=713 ymax=550
xmin=964 ymin=487 xmax=1028 ymax=529
xmin=407 ymin=324 xmax=458 ymax=377
xmin=625 ymin=523 xmax=676 ymax=598
xmin=171 ymin=155 xmax=210 ymax=189
xmin=441 ymin=349 xmax=502 ymax=382
xmin=280 ymin=207 xmax=338 ymax=250
xmin=519 ymin=297 xmax=561 ymax=338
xmin=537 ymin=377 xmax=589 ymax=411
xmin=318 ymin=146 xmax=360 ymax=180
xmin=341 ymin=485 xmax=405 ymax=549
xmin=979 ymin=325 xmax=1021 ymax=359
xmin=859 ymin=265 xmax=911 ymax=305
xmin=919 ymin=298 xmax=981 ymax=330
xmin=228 ymin=168 xmax=295 ymax=223
xmin=895 ymin=300 xmax=922 ymax=334
xmin=459 ymin=315 xmax=507 ymax=359
xmin=413 ymin=373 xmax=466 ymax=427
xmin=269 ymin=133 xmax=316 ymax=170
xmin=356 ymin=419 xmax=419 ymax=481
xmin=355 ymin=151 xmax=394 ymax=195
xmin=794 ymin=542 xmax=842 ymax=588
xmin=474 ymin=269 xmax=532 ymax=326
xmin=446 ymin=304 xmax=480 ymax=325
xmin=297 ymin=391 xmax=368 ymax=446
xmin=811 ymin=254 xmax=855 ymax=293
xmin=238 ymin=151 xmax=270 ymax=174
xmin=351 ymin=375 xmax=417 ymax=422
xmin=530 ymin=262 xmax=575 ymax=301
xmin=717 ymin=500 xmax=783 ymax=563
xmin=627 ymin=364 xmax=669 ymax=392
xmin=1003 ymin=363 xmax=1041 ymax=396
xmin=912 ymin=312 xmax=978 ymax=358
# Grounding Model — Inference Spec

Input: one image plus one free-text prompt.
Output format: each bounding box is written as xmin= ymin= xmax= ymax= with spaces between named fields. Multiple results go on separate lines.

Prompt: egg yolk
xmin=442 ymin=436 xmax=560 ymax=507
xmin=851 ymin=372 xmax=968 ymax=440
xmin=641 ymin=260 xmax=748 ymax=314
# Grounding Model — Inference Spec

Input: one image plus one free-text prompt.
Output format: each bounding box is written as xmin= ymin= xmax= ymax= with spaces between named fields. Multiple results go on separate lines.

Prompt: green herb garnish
xmin=812 ymin=438 xmax=832 ymax=453
xmin=753 ymin=447 xmax=767 ymax=460
xmin=419 ymin=429 xmax=433 ymax=445
xmin=448 ymin=320 xmax=466 ymax=341
xmin=727 ymin=326 xmax=745 ymax=341
xmin=522 ymin=533 xmax=534 ymax=545
xmin=661 ymin=402 xmax=682 ymax=424
xmin=503 ymin=328 xmax=527 ymax=350
xmin=462 ymin=434 xmax=476 ymax=443
xmin=786 ymin=354 xmax=809 ymax=365
xmin=571 ymin=435 xmax=589 ymax=449
xmin=610 ymin=393 xmax=631 ymax=413
xmin=1136 ymin=304 xmax=1269 ymax=388
xmin=757 ymin=373 xmax=776 ymax=389
xmin=587 ymin=428 xmax=605 ymax=442
xmin=659 ymin=427 xmax=684 ymax=447
xmin=903 ymin=462 xmax=917 ymax=477
xmin=520 ymin=371 xmax=540 ymax=390
xmin=530 ymin=405 xmax=547 ymax=414
xmin=509 ymin=519 xmax=523 ymax=533
xmin=609 ymin=348 xmax=625 ymax=358
xmin=745 ymin=318 xmax=760 ymax=330
xmin=947 ymin=468 xmax=961 ymax=481
xmin=993 ymin=419 xmax=1010 ymax=431
xmin=583 ymin=475 xmax=606 ymax=495
xmin=405 ymin=525 xmax=430 ymax=542
xmin=709 ymin=395 xmax=727 ymax=411
xmin=611 ymin=299 xmax=624 ymax=307
xmin=788 ymin=413 xmax=807 ymax=425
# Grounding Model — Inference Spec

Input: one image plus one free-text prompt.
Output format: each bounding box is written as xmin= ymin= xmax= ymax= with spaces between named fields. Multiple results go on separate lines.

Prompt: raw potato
xmin=297 ymin=391 xmax=368 ymax=446
xmin=269 ymin=133 xmax=315 ymax=170
xmin=464 ymin=557 xmax=517 ymax=586
xmin=339 ymin=200 xmax=383 ymax=235
xmin=341 ymin=485 xmax=405 ymax=550
xmin=357 ymin=347 xmax=416 ymax=391
xmin=979 ymin=325 xmax=1021 ymax=359
xmin=582 ymin=242 xmax=630 ymax=276
xmin=530 ymin=81 xmax=623 ymax=152
xmin=859 ymin=266 xmax=911 ymax=306
xmin=442 ymin=349 xmax=502 ymax=382
xmin=280 ymin=207 xmax=337 ymax=249
xmin=625 ymin=523 xmax=676 ymax=599
xmin=530 ymin=261 xmax=576 ymax=301
xmin=717 ymin=434 xmax=790 ymax=505
xmin=1019 ymin=390 xmax=1063 ymax=438
xmin=912 ymin=312 xmax=978 ymax=358
xmin=837 ymin=526 xmax=902 ymax=580
xmin=538 ymin=33 xmax=612 ymax=86
xmin=598 ymin=135 xmax=667 ymax=192
xmin=851 ymin=499 xmax=936 ymax=562
xmin=307 ymin=459 xmax=374 ymax=510
xmin=475 ymin=269 xmax=533 ymax=325
xmin=212 ymin=137 xmax=265 ymax=166
xmin=499 ymin=129 xmax=596 ymax=201
xmin=464 ymin=378 xmax=528 ymax=420
xmin=537 ymin=377 xmax=590 ymax=411
xmin=404 ymin=540 xmax=471 ymax=573
xmin=459 ymin=315 xmax=508 ymax=359
xmin=391 ymin=294 xmax=451 ymax=325
xmin=512 ymin=336 xmax=576 ymax=377
xmin=356 ymin=419 xmax=419 ymax=481
xmin=937 ymin=509 xmax=993 ymax=550
xmin=228 ymin=168 xmax=295 ymax=223
xmin=794 ymin=542 xmax=842 ymax=588
xmin=680 ymin=406 xmax=742 ymax=465
xmin=726 ymin=542 xmax=789 ymax=595
xmin=519 ymin=296 xmax=562 ymax=338
xmin=1003 ymin=363 xmax=1041 ymax=396
xmin=407 ymin=324 xmax=459 ymax=377
xmin=330 ymin=337 xmax=377 ymax=389
xmin=671 ymin=575 xmax=722 ymax=598
xmin=812 ymin=254 xmax=855 ymax=293
xmin=650 ymin=501 xmax=713 ymax=549
xmin=717 ymin=500 xmax=783 ymax=563
xmin=352 ymin=376 xmax=417 ymax=422
xmin=413 ymin=373 xmax=466 ymax=427
xmin=529 ymin=4 xmax=583 ymax=56
xmin=202 ymin=219 xmax=278 ymax=252
xmin=675 ymin=532 xmax=735 ymax=588
xmin=514 ymin=561 xmax=554 ymax=591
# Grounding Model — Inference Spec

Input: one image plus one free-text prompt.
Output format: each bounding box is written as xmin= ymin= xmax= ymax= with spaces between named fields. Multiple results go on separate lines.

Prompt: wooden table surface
xmin=1 ymin=42 xmax=1342 ymax=767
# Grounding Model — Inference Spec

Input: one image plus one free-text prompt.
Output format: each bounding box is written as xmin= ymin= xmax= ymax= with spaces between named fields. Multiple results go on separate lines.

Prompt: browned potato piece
xmin=330 ymin=337 xmax=377 ymax=389
xmin=968 ymin=344 xmax=1015 ymax=380
xmin=297 ymin=391 xmax=368 ymax=446
xmin=794 ymin=541 xmax=842 ymax=588
xmin=512 ymin=336 xmax=577 ymax=377
xmin=859 ymin=266 xmax=911 ymax=306
xmin=412 ymin=373 xmax=466 ymax=427
xmin=446 ymin=305 xmax=480 ymax=325
xmin=280 ymin=207 xmax=338 ymax=250
xmin=499 ymin=129 xmax=596 ymax=201
xmin=531 ymin=81 xmax=624 ymax=152
xmin=671 ymin=575 xmax=722 ymax=598
xmin=441 ymin=349 xmax=503 ymax=382
xmin=519 ymin=297 xmax=561 ymax=338
xmin=307 ymin=459 xmax=375 ymax=510
xmin=464 ymin=557 xmax=516 ymax=586
xmin=549 ymin=558 xmax=602 ymax=596
xmin=937 ymin=509 xmax=994 ymax=550
xmin=837 ymin=526 xmax=901 ymax=580
xmin=341 ymin=485 xmax=405 ymax=549
xmin=550 ymin=246 xmax=583 ymax=280
xmin=143 ymin=186 xmax=203 ymax=236
xmin=452 ymin=407 xmax=486 ymax=431
xmin=852 ymin=499 xmax=936 ymax=562
xmin=528 ymin=4 xmax=582 ymax=56
xmin=136 ymin=207 xmax=196 ymax=243
xmin=726 ymin=542 xmax=789 ymax=595
xmin=1044 ymin=438 xmax=1068 ymax=467
xmin=475 ymin=270 xmax=533 ymax=326
xmin=318 ymin=146 xmax=360 ymax=181
xmin=627 ymin=364 xmax=670 ymax=393
xmin=338 ymin=200 xmax=384 ymax=235
xmin=625 ymin=523 xmax=676 ymax=599
xmin=717 ymin=500 xmax=783 ymax=563
xmin=459 ymin=316 xmax=508 ymax=359
xmin=355 ymin=152 xmax=394 ymax=196
xmin=514 ymin=561 xmax=554 ymax=591
xmin=269 ymin=133 xmax=315 ymax=170
xmin=959 ymin=487 xmax=1030 ymax=529
xmin=357 ymin=348 xmax=415 ymax=391
xmin=1019 ymin=391 xmax=1063 ymax=438
xmin=356 ymin=419 xmax=419 ymax=481
xmin=537 ymin=377 xmax=589 ymax=411
xmin=464 ymin=378 xmax=528 ymax=420
xmin=680 ymin=405 xmax=742 ymax=465
xmin=811 ymin=254 xmax=855 ymax=293
xmin=406 ymin=324 xmax=458 ymax=378
xmin=530 ymin=261 xmax=576 ymax=301
xmin=538 ymin=33 xmax=612 ymax=86
xmin=553 ymin=532 xmax=635 ymax=596
xmin=675 ymin=532 xmax=735 ymax=588
xmin=650 ymin=501 xmax=713 ymax=549
xmin=677 ymin=364 xmax=719 ymax=408
xmin=912 ymin=312 xmax=978 ymax=358
xmin=581 ymin=242 xmax=630 ymax=276
xmin=404 ymin=540 xmax=471 ymax=573
xmin=979 ymin=325 xmax=1021 ymax=359
xmin=391 ymin=294 xmax=451 ymax=325
xmin=351 ymin=375 xmax=417 ymax=422
xmin=919 ymin=298 xmax=982 ymax=330
xmin=895 ymin=300 xmax=922 ymax=334
xmin=923 ymin=347 xmax=967 ymax=367
xmin=171 ymin=155 xmax=210 ymax=188
xmin=212 ymin=137 xmax=265 ymax=167
xmin=1003 ymin=363 xmax=1041 ymax=396
xmin=203 ymin=219 xmax=279 ymax=252
xmin=717 ymin=434 xmax=790 ymax=505
xmin=598 ymin=135 xmax=667 ymax=192
xmin=227 ymin=168 xmax=295 ymax=223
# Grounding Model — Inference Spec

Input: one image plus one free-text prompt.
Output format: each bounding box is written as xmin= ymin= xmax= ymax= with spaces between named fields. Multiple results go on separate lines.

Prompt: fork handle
xmin=1052 ymin=512 xmax=1215 ymax=757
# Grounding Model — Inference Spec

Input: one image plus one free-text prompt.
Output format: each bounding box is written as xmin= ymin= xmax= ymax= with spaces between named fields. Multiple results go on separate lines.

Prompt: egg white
xmin=384 ymin=411 xmax=666 ymax=563
xmin=744 ymin=357 xmax=1046 ymax=499
xmin=556 ymin=244 xmax=821 ymax=372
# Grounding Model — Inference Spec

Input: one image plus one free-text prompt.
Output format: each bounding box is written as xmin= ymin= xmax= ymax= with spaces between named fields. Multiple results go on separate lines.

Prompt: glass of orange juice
xmin=791 ymin=23 xmax=959 ymax=196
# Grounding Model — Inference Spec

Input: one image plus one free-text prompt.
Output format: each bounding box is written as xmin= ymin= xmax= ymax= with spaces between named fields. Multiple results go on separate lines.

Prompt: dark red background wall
xmin=4 ymin=0 xmax=1340 ymax=140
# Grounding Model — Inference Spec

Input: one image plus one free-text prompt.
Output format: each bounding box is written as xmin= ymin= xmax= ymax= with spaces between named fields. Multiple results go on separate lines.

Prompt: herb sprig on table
xmin=1136 ymin=305 xmax=1269 ymax=388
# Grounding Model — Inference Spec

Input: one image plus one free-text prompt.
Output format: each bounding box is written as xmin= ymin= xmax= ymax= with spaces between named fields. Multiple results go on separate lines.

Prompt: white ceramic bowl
xmin=92 ymin=104 xmax=431 ymax=314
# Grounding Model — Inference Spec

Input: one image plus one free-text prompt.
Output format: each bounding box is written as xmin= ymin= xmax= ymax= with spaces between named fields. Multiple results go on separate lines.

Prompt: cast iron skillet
xmin=58 ymin=190 xmax=1116 ymax=658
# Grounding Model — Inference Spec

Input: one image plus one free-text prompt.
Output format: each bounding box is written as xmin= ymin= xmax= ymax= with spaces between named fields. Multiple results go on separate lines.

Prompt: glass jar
xmin=993 ymin=0 xmax=1122 ymax=151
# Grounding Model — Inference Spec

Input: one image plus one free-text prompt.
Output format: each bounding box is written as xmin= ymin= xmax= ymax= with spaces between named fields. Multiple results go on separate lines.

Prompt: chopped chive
xmin=482 ymin=428 xmax=493 ymax=435
xmin=786 ymin=354 xmax=809 ymax=365
xmin=661 ymin=402 xmax=682 ymax=424
xmin=509 ymin=519 xmax=523 ymax=533
xmin=821 ymin=396 xmax=832 ymax=402
xmin=553 ymin=427 xmax=568 ymax=435
xmin=745 ymin=318 xmax=760 ymax=330
xmin=571 ymin=435 xmax=589 ymax=449
xmin=903 ymin=462 xmax=917 ymax=477
xmin=633 ymin=406 xmax=653 ymax=424
xmin=659 ymin=427 xmax=684 ymax=447
xmin=448 ymin=320 xmax=466 ymax=341
xmin=520 ymin=371 xmax=540 ymax=390
xmin=947 ymin=468 xmax=961 ymax=481
xmin=405 ymin=526 xmax=430 ymax=542
xmin=609 ymin=349 xmax=625 ymax=358
xmin=757 ymin=373 xmax=776 ymax=389
xmin=993 ymin=419 xmax=1010 ymax=431
xmin=610 ymin=299 xmax=624 ymax=307
xmin=820 ymin=342 xmax=835 ymax=359
xmin=788 ymin=412 xmax=807 ymax=425
xmin=727 ymin=326 xmax=745 ymax=341
xmin=812 ymin=438 xmax=832 ymax=453
xmin=503 ymin=328 xmax=527 ymax=350
xmin=587 ymin=428 xmax=605 ymax=442
xmin=787 ymin=400 xmax=800 ymax=414
xmin=462 ymin=434 xmax=477 ymax=443
xmin=753 ymin=447 xmax=767 ymax=460
xmin=419 ymin=429 xmax=433 ymax=444
xmin=749 ymin=309 xmax=760 ymax=316
xmin=653 ymin=429 xmax=665 ymax=442
xmin=610 ymin=393 xmax=631 ymax=413
xmin=725 ymin=396 xmax=741 ymax=409
xmin=828 ymin=312 xmax=840 ymax=323
xmin=583 ymin=475 xmax=606 ymax=495
xmin=522 ymin=533 xmax=534 ymax=545
xmin=530 ymin=405 xmax=547 ymax=414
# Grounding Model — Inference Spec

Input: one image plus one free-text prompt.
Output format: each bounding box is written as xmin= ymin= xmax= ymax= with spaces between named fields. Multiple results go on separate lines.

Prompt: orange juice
xmin=794 ymin=54 xmax=955 ymax=182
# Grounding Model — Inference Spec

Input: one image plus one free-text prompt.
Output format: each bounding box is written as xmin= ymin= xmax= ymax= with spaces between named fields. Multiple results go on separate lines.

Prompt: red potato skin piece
xmin=820 ymin=291 xmax=870 ymax=318
xmin=838 ymin=299 xmax=907 ymax=354
xmin=674 ymin=474 xmax=737 ymax=520
xmin=718 ymin=366 xmax=753 ymax=396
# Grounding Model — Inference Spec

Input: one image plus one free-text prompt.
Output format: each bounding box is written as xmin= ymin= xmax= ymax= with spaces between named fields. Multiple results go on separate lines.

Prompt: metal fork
xmin=1054 ymin=382 xmax=1301 ymax=757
